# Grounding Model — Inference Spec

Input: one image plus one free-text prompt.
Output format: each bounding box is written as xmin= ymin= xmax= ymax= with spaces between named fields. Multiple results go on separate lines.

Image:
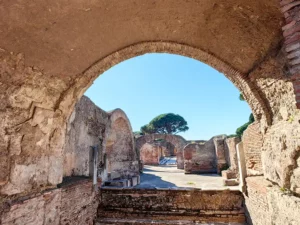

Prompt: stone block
xmin=2 ymin=195 xmax=45 ymax=225
xmin=223 ymin=179 xmax=239 ymax=186
xmin=110 ymin=171 xmax=121 ymax=180
xmin=44 ymin=189 xmax=61 ymax=225
xmin=222 ymin=170 xmax=236 ymax=179
xmin=104 ymin=179 xmax=130 ymax=187
xmin=131 ymin=176 xmax=139 ymax=187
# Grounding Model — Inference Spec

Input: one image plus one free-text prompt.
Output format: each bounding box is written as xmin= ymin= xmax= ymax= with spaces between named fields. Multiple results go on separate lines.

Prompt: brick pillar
xmin=280 ymin=0 xmax=300 ymax=107
xmin=214 ymin=137 xmax=227 ymax=174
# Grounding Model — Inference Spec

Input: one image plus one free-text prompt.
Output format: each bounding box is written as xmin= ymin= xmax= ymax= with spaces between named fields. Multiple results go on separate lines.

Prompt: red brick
xmin=280 ymin=0 xmax=296 ymax=7
xmin=286 ymin=41 xmax=300 ymax=52
xmin=282 ymin=20 xmax=296 ymax=31
xmin=281 ymin=1 xmax=300 ymax=13
xmin=283 ymin=23 xmax=300 ymax=37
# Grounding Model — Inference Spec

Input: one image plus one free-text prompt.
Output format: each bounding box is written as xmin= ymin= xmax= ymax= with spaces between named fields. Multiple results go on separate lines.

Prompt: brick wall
xmin=242 ymin=122 xmax=263 ymax=175
xmin=98 ymin=188 xmax=245 ymax=224
xmin=140 ymin=142 xmax=161 ymax=165
xmin=244 ymin=177 xmax=271 ymax=225
xmin=280 ymin=0 xmax=300 ymax=107
xmin=245 ymin=176 xmax=300 ymax=225
xmin=1 ymin=179 xmax=98 ymax=225
xmin=183 ymin=141 xmax=217 ymax=174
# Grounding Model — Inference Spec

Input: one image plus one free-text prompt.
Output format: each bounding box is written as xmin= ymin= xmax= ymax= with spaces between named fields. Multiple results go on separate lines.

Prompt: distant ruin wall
xmin=104 ymin=109 xmax=139 ymax=178
xmin=183 ymin=136 xmax=229 ymax=174
xmin=136 ymin=134 xmax=187 ymax=169
xmin=183 ymin=141 xmax=217 ymax=174
xmin=140 ymin=143 xmax=162 ymax=165
xmin=225 ymin=137 xmax=241 ymax=173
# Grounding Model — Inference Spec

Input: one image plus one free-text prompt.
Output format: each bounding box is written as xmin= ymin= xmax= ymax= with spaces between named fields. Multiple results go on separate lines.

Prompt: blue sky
xmin=85 ymin=53 xmax=251 ymax=140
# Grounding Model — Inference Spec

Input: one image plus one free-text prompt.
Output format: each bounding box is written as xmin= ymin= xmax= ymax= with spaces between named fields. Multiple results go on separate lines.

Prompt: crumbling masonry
xmin=1 ymin=0 xmax=300 ymax=224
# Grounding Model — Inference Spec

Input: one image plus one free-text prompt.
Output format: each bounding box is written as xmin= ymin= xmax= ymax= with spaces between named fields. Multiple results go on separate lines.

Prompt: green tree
xmin=228 ymin=95 xmax=255 ymax=138
xmin=239 ymin=93 xmax=245 ymax=101
xmin=236 ymin=113 xmax=254 ymax=137
xmin=141 ymin=113 xmax=189 ymax=135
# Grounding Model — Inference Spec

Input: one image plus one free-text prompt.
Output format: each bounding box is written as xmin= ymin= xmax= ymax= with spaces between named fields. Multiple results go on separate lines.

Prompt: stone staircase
xmin=96 ymin=188 xmax=247 ymax=225
xmin=159 ymin=156 xmax=177 ymax=165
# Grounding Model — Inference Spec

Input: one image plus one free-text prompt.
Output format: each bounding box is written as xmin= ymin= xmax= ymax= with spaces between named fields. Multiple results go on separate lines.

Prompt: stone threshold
xmin=96 ymin=218 xmax=246 ymax=225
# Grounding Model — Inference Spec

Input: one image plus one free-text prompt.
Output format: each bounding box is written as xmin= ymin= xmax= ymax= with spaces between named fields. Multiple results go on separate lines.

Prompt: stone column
xmin=237 ymin=142 xmax=247 ymax=193
xmin=214 ymin=137 xmax=227 ymax=174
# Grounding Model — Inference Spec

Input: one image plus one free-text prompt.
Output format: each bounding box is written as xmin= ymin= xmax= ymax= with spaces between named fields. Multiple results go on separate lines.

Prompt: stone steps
xmin=96 ymin=218 xmax=246 ymax=225
xmin=97 ymin=189 xmax=246 ymax=225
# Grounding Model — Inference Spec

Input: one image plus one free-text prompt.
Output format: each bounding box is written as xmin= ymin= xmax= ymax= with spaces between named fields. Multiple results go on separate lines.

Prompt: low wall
xmin=1 ymin=179 xmax=98 ymax=225
xmin=98 ymin=188 xmax=245 ymax=224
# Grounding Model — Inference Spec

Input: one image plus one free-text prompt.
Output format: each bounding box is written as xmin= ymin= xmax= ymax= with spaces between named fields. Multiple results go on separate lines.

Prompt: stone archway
xmin=104 ymin=109 xmax=138 ymax=178
xmin=2 ymin=1 xmax=300 ymax=224
xmin=136 ymin=134 xmax=187 ymax=169
xmin=0 ymin=1 xmax=285 ymax=196
xmin=139 ymin=139 xmax=176 ymax=165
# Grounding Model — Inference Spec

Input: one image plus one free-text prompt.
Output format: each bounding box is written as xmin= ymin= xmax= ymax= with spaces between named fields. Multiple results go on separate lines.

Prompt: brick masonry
xmin=242 ymin=122 xmax=263 ymax=176
xmin=281 ymin=0 xmax=300 ymax=107
xmin=0 ymin=179 xmax=98 ymax=225
xmin=98 ymin=188 xmax=245 ymax=224
xmin=136 ymin=134 xmax=187 ymax=169
xmin=183 ymin=141 xmax=217 ymax=174
xmin=245 ymin=176 xmax=300 ymax=225
xmin=244 ymin=177 xmax=271 ymax=225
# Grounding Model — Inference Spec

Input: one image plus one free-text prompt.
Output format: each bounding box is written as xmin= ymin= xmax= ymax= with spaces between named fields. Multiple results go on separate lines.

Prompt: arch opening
xmin=63 ymin=42 xmax=271 ymax=127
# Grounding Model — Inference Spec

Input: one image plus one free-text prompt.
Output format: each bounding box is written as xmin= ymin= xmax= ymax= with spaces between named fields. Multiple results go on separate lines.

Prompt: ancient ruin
xmin=64 ymin=96 xmax=139 ymax=185
xmin=1 ymin=0 xmax=300 ymax=224
xmin=136 ymin=134 xmax=186 ymax=167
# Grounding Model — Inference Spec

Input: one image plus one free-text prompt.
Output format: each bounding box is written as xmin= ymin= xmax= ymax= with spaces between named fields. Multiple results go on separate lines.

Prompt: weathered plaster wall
xmin=104 ymin=109 xmax=139 ymax=178
xmin=1 ymin=179 xmax=98 ymax=225
xmin=0 ymin=52 xmax=67 ymax=196
xmin=64 ymin=96 xmax=138 ymax=181
xmin=64 ymin=96 xmax=109 ymax=177
xmin=248 ymin=49 xmax=300 ymax=193
xmin=222 ymin=137 xmax=241 ymax=180
xmin=242 ymin=44 xmax=300 ymax=222
xmin=98 ymin=188 xmax=245 ymax=224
